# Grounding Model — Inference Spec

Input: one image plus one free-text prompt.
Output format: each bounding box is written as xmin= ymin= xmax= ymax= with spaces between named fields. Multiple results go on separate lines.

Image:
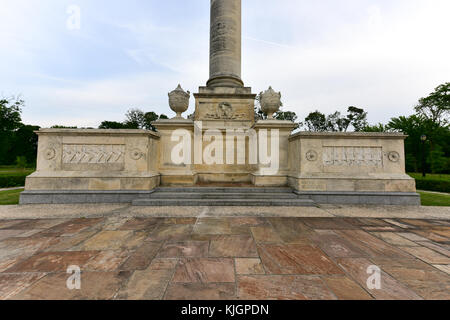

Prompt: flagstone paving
xmin=0 ymin=216 xmax=449 ymax=300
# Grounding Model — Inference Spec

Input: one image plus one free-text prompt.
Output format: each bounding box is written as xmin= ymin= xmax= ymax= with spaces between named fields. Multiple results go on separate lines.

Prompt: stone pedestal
xmin=251 ymin=120 xmax=297 ymax=186
xmin=194 ymin=86 xmax=256 ymax=127
xmin=20 ymin=129 xmax=161 ymax=204
xmin=287 ymin=132 xmax=419 ymax=205
xmin=153 ymin=119 xmax=197 ymax=186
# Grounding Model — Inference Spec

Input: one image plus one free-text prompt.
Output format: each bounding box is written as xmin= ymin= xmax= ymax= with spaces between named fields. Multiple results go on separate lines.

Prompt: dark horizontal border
xmin=0 ymin=300 xmax=445 ymax=319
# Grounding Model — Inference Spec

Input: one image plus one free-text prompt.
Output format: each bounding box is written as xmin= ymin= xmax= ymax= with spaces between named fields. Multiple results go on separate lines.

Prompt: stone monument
xmin=20 ymin=0 xmax=419 ymax=206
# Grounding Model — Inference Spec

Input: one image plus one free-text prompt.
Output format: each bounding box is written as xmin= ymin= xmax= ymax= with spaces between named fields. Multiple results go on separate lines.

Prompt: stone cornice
xmin=289 ymin=131 xmax=408 ymax=141
xmin=36 ymin=128 xmax=160 ymax=138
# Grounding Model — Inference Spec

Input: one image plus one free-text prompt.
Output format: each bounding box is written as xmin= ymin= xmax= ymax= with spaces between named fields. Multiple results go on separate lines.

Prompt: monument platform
xmin=19 ymin=128 xmax=419 ymax=206
xmin=19 ymin=0 xmax=419 ymax=206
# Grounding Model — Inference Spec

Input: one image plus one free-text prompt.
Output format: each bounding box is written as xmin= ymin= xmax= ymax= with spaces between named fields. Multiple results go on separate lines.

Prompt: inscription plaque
xmin=323 ymin=147 xmax=383 ymax=167
xmin=62 ymin=145 xmax=125 ymax=164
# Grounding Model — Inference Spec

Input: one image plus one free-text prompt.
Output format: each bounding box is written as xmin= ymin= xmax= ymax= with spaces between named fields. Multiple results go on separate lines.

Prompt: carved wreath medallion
xmin=388 ymin=151 xmax=400 ymax=163
xmin=306 ymin=150 xmax=318 ymax=162
xmin=130 ymin=149 xmax=143 ymax=161
xmin=44 ymin=148 xmax=56 ymax=160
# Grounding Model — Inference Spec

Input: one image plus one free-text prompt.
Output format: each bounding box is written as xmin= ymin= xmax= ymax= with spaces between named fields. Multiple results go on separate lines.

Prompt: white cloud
xmin=1 ymin=0 xmax=449 ymax=128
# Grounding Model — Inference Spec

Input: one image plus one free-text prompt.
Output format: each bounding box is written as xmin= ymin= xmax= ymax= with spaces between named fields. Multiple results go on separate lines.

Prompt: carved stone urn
xmin=260 ymin=86 xmax=281 ymax=120
xmin=168 ymin=84 xmax=190 ymax=119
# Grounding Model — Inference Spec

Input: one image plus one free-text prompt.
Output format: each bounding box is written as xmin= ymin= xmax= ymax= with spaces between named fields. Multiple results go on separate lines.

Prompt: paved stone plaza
xmin=0 ymin=205 xmax=449 ymax=300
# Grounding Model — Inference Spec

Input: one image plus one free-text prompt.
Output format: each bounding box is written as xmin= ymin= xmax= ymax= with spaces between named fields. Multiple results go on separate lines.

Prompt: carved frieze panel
xmin=62 ymin=144 xmax=125 ymax=164
xmin=323 ymin=146 xmax=383 ymax=167
xmin=203 ymin=102 xmax=247 ymax=120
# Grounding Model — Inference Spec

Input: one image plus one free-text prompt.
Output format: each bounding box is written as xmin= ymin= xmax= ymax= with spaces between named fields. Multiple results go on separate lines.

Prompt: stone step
xmin=132 ymin=198 xmax=316 ymax=207
xmin=149 ymin=192 xmax=300 ymax=200
xmin=155 ymin=187 xmax=294 ymax=193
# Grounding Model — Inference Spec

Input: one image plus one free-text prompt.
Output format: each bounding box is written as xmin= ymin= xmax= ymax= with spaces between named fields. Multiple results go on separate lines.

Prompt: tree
xmin=11 ymin=125 xmax=40 ymax=166
xmin=363 ymin=123 xmax=388 ymax=132
xmin=0 ymin=98 xmax=25 ymax=164
xmin=415 ymin=82 xmax=450 ymax=127
xmin=101 ymin=109 xmax=169 ymax=132
xmin=143 ymin=112 xmax=160 ymax=131
xmin=428 ymin=145 xmax=446 ymax=174
xmin=303 ymin=111 xmax=327 ymax=132
xmin=99 ymin=121 xmax=127 ymax=129
xmin=0 ymin=98 xmax=23 ymax=132
xmin=51 ymin=125 xmax=78 ymax=129
xmin=347 ymin=106 xmax=368 ymax=132
xmin=387 ymin=115 xmax=422 ymax=172
xmin=326 ymin=111 xmax=350 ymax=132
xmin=301 ymin=107 xmax=368 ymax=132
xmin=124 ymin=109 xmax=145 ymax=129
xmin=275 ymin=110 xmax=298 ymax=122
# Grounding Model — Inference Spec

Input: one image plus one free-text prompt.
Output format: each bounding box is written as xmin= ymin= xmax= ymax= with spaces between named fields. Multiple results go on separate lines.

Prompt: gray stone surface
xmin=19 ymin=189 xmax=420 ymax=207
xmin=295 ymin=191 xmax=420 ymax=206
xmin=0 ymin=203 xmax=448 ymax=220
xmin=20 ymin=190 xmax=155 ymax=205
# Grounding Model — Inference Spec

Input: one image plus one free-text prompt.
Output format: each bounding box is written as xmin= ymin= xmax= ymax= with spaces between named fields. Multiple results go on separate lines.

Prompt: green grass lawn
xmin=408 ymin=172 xmax=450 ymax=193
xmin=0 ymin=166 xmax=35 ymax=176
xmin=0 ymin=166 xmax=35 ymax=188
xmin=418 ymin=191 xmax=450 ymax=207
xmin=0 ymin=188 xmax=23 ymax=205
xmin=408 ymin=173 xmax=450 ymax=181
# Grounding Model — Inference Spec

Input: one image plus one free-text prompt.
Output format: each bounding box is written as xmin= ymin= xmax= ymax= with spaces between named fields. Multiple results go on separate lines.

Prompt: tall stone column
xmin=207 ymin=0 xmax=243 ymax=88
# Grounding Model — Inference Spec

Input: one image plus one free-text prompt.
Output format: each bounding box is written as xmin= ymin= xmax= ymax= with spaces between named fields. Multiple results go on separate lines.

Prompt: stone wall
xmin=24 ymin=129 xmax=161 ymax=192
xmin=287 ymin=132 xmax=416 ymax=193
xmin=21 ymin=127 xmax=419 ymax=205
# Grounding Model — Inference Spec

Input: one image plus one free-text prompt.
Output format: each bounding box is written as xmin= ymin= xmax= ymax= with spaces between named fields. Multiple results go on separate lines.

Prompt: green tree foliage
xmin=15 ymin=156 xmax=27 ymax=169
xmin=0 ymin=98 xmax=40 ymax=166
xmin=385 ymin=83 xmax=450 ymax=174
xmin=326 ymin=111 xmax=350 ymax=132
xmin=302 ymin=107 xmax=368 ymax=132
xmin=275 ymin=110 xmax=298 ymax=122
xmin=124 ymin=108 xmax=145 ymax=129
xmin=50 ymin=125 xmax=78 ymax=129
xmin=387 ymin=115 xmax=426 ymax=172
xmin=347 ymin=107 xmax=368 ymax=132
xmin=0 ymin=98 xmax=23 ymax=132
xmin=0 ymin=98 xmax=24 ymax=164
xmin=362 ymin=123 xmax=387 ymax=132
xmin=101 ymin=109 xmax=168 ymax=132
xmin=12 ymin=125 xmax=40 ymax=166
xmin=415 ymin=82 xmax=449 ymax=127
xmin=303 ymin=111 xmax=327 ymax=132
xmin=99 ymin=121 xmax=128 ymax=129
xmin=428 ymin=145 xmax=446 ymax=174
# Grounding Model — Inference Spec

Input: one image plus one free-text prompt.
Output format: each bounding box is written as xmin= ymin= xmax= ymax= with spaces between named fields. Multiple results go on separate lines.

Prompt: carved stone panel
xmin=323 ymin=147 xmax=383 ymax=167
xmin=62 ymin=145 xmax=125 ymax=164
xmin=203 ymin=102 xmax=247 ymax=120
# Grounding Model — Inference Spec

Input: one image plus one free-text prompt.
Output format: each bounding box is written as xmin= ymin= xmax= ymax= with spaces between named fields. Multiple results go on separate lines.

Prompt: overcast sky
xmin=1 ymin=0 xmax=449 ymax=128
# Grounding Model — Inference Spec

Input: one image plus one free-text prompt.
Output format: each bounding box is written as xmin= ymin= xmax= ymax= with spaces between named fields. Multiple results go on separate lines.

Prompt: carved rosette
xmin=388 ymin=151 xmax=400 ymax=163
xmin=260 ymin=86 xmax=281 ymax=120
xmin=306 ymin=150 xmax=318 ymax=162
xmin=168 ymin=84 xmax=190 ymax=119
xmin=130 ymin=149 xmax=143 ymax=161
xmin=44 ymin=148 xmax=56 ymax=160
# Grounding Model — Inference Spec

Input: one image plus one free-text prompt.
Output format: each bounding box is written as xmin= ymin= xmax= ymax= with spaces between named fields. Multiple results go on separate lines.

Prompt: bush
xmin=0 ymin=173 xmax=28 ymax=188
xmin=15 ymin=156 xmax=27 ymax=169
xmin=415 ymin=178 xmax=450 ymax=193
